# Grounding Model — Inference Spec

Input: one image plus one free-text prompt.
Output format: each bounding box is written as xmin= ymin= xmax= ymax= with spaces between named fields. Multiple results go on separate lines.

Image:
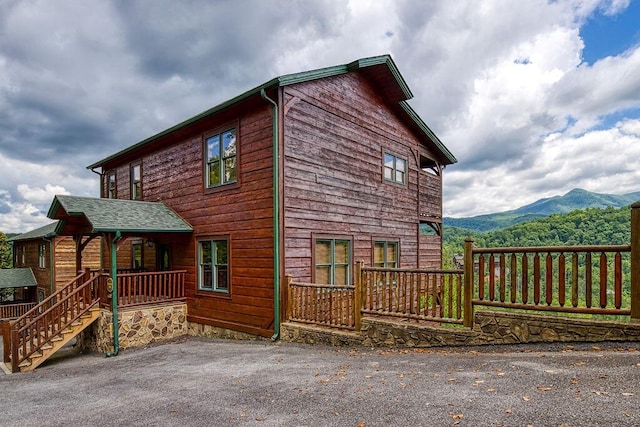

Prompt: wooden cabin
xmin=73 ymin=55 xmax=456 ymax=338
xmin=8 ymin=222 xmax=101 ymax=299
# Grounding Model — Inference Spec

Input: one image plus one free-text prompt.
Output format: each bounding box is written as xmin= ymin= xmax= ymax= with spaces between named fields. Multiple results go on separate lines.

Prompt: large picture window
xmin=384 ymin=152 xmax=407 ymax=184
xmin=373 ymin=241 xmax=398 ymax=268
xmin=206 ymin=129 xmax=237 ymax=188
xmin=315 ymin=238 xmax=351 ymax=286
xmin=198 ymin=239 xmax=229 ymax=292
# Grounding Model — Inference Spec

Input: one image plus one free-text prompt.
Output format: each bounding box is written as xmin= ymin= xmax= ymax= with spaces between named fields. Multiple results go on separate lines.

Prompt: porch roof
xmin=47 ymin=195 xmax=193 ymax=235
xmin=0 ymin=268 xmax=37 ymax=289
xmin=7 ymin=221 xmax=58 ymax=242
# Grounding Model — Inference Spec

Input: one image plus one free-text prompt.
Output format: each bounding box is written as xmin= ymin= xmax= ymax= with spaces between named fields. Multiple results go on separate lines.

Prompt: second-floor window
xmin=38 ymin=244 xmax=46 ymax=268
xmin=107 ymin=172 xmax=117 ymax=199
xmin=206 ymin=128 xmax=237 ymax=188
xmin=131 ymin=163 xmax=142 ymax=200
xmin=384 ymin=152 xmax=407 ymax=184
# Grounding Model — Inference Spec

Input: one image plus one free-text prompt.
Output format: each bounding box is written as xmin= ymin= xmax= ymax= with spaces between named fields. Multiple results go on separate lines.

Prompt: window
xmin=38 ymin=244 xmax=46 ymax=269
xmin=384 ymin=152 xmax=407 ymax=184
xmin=198 ymin=239 xmax=229 ymax=292
xmin=131 ymin=163 xmax=142 ymax=200
xmin=315 ymin=238 xmax=351 ymax=286
xmin=132 ymin=241 xmax=143 ymax=269
xmin=18 ymin=245 xmax=25 ymax=266
xmin=373 ymin=241 xmax=398 ymax=268
xmin=107 ymin=172 xmax=117 ymax=198
xmin=206 ymin=128 xmax=237 ymax=188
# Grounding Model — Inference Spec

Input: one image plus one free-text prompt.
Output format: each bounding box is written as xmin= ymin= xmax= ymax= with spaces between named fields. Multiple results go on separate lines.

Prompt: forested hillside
xmin=443 ymin=206 xmax=631 ymax=268
xmin=444 ymin=188 xmax=640 ymax=232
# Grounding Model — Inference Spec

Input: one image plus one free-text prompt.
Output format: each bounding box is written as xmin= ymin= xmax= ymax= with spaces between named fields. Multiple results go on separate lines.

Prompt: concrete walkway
xmin=1 ymin=337 xmax=640 ymax=426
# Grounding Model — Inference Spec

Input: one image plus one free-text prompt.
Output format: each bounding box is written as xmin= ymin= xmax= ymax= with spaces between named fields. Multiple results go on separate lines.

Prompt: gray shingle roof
xmin=0 ymin=268 xmax=37 ymax=289
xmin=7 ymin=222 xmax=58 ymax=242
xmin=47 ymin=195 xmax=193 ymax=234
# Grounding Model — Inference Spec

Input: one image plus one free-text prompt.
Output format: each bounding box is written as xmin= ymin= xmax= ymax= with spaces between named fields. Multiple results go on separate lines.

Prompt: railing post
xmin=354 ymin=260 xmax=363 ymax=331
xmin=631 ymin=202 xmax=640 ymax=321
xmin=463 ymin=239 xmax=474 ymax=328
xmin=10 ymin=326 xmax=19 ymax=373
xmin=285 ymin=274 xmax=293 ymax=321
xmin=1 ymin=321 xmax=10 ymax=364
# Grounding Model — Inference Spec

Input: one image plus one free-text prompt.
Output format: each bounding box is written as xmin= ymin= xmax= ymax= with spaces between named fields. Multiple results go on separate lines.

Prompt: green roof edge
xmin=399 ymin=101 xmax=457 ymax=164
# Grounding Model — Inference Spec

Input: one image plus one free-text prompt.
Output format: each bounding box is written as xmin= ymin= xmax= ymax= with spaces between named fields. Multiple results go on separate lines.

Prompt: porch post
xmin=463 ymin=239 xmax=474 ymax=328
xmin=631 ymin=202 xmax=640 ymax=321
xmin=354 ymin=260 xmax=363 ymax=331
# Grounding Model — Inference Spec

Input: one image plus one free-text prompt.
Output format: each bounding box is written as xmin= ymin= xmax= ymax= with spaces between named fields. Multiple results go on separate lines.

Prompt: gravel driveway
xmin=1 ymin=337 xmax=640 ymax=426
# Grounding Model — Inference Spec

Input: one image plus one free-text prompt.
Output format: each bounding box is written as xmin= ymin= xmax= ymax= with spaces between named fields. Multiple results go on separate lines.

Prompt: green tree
xmin=0 ymin=231 xmax=10 ymax=268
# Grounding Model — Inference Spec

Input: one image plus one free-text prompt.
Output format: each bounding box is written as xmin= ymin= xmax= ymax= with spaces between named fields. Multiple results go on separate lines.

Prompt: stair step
xmin=18 ymin=359 xmax=31 ymax=368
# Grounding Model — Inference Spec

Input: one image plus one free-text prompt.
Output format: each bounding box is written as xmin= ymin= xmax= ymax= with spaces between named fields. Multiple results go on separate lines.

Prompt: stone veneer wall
xmin=187 ymin=322 xmax=269 ymax=341
xmin=281 ymin=310 xmax=640 ymax=348
xmin=80 ymin=303 xmax=188 ymax=353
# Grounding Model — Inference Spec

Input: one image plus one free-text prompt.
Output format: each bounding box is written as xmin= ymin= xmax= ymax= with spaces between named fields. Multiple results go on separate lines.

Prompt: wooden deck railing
xmin=0 ymin=302 xmax=38 ymax=320
xmin=116 ymin=270 xmax=186 ymax=308
xmin=287 ymin=279 xmax=357 ymax=330
xmin=3 ymin=269 xmax=106 ymax=373
xmin=361 ymin=267 xmax=464 ymax=324
xmin=464 ymin=240 xmax=632 ymax=326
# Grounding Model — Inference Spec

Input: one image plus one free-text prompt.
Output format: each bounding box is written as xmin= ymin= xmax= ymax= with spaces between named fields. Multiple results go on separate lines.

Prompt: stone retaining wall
xmin=80 ymin=303 xmax=188 ymax=353
xmin=281 ymin=310 xmax=640 ymax=348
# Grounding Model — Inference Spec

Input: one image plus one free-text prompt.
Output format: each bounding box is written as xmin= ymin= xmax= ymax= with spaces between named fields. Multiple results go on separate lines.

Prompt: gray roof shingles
xmin=48 ymin=195 xmax=193 ymax=234
xmin=0 ymin=268 xmax=37 ymax=289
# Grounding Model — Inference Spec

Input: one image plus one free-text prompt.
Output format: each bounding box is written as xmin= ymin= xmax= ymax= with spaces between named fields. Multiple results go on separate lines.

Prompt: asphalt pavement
xmin=1 ymin=337 xmax=640 ymax=426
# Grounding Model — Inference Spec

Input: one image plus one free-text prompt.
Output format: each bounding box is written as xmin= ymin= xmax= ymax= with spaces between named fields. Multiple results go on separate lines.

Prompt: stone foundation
xmin=281 ymin=310 xmax=640 ymax=348
xmin=80 ymin=303 xmax=188 ymax=353
xmin=187 ymin=322 xmax=269 ymax=341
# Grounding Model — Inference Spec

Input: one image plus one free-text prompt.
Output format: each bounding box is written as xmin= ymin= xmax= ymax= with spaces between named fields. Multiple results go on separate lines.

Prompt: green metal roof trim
xmin=47 ymin=195 xmax=193 ymax=234
xmin=399 ymin=102 xmax=457 ymax=164
xmin=7 ymin=221 xmax=58 ymax=242
xmin=87 ymin=54 xmax=454 ymax=168
xmin=0 ymin=268 xmax=37 ymax=289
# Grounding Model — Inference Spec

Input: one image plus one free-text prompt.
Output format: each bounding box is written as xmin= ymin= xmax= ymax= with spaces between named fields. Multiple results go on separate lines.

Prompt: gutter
xmin=260 ymin=88 xmax=280 ymax=341
xmin=106 ymin=230 xmax=122 ymax=357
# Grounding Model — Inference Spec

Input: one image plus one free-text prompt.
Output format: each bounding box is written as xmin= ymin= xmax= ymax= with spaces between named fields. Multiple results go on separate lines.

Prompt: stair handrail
xmin=4 ymin=270 xmax=108 ymax=372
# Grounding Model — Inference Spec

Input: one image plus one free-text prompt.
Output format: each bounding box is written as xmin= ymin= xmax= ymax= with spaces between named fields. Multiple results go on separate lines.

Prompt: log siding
xmin=283 ymin=73 xmax=443 ymax=282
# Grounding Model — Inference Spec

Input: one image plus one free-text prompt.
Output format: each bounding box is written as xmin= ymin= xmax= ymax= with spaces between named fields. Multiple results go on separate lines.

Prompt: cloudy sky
xmin=1 ymin=0 xmax=639 ymax=233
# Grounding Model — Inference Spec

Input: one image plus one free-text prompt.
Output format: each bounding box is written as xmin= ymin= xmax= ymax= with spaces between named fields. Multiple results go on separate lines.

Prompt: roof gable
xmin=87 ymin=54 xmax=456 ymax=169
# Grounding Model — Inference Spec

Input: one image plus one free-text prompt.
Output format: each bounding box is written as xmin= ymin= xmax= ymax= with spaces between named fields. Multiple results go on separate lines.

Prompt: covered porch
xmin=0 ymin=268 xmax=38 ymax=320
xmin=47 ymin=195 xmax=193 ymax=309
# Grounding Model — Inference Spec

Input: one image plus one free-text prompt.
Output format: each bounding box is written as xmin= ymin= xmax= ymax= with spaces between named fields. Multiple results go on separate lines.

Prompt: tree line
xmin=443 ymin=206 xmax=631 ymax=268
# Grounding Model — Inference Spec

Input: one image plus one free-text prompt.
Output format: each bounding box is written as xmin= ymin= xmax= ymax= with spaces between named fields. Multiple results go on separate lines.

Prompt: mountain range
xmin=444 ymin=188 xmax=640 ymax=232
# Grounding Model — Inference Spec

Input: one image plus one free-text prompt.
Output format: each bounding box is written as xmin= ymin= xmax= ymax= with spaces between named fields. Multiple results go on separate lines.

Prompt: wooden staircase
xmin=1 ymin=270 xmax=108 ymax=373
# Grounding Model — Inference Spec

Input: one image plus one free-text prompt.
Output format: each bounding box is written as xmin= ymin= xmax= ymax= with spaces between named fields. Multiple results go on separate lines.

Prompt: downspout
xmin=106 ymin=230 xmax=122 ymax=357
xmin=261 ymin=88 xmax=280 ymax=341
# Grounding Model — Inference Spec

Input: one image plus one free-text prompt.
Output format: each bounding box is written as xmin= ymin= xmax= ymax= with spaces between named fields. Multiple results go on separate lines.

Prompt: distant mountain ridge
xmin=444 ymin=188 xmax=640 ymax=232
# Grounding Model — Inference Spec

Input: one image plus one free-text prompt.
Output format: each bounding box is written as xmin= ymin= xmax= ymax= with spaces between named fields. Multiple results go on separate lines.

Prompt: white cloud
xmin=17 ymin=184 xmax=70 ymax=205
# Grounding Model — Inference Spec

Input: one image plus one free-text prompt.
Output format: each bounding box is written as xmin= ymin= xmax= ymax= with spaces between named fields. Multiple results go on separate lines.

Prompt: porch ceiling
xmin=47 ymin=195 xmax=193 ymax=235
xmin=0 ymin=268 xmax=37 ymax=289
